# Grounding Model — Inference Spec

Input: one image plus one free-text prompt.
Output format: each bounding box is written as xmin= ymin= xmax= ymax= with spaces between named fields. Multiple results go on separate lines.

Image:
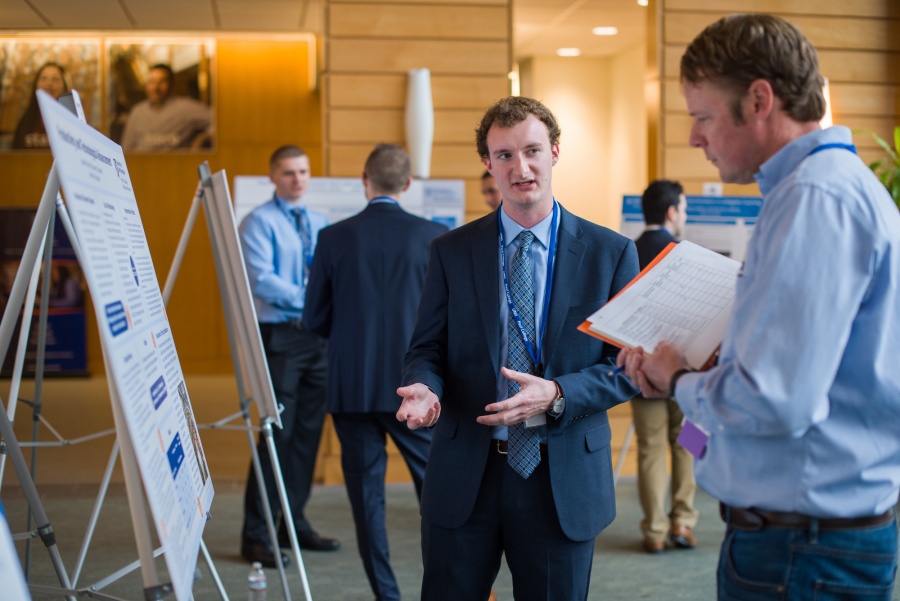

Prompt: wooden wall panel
xmin=328 ymin=39 xmax=509 ymax=75
xmin=328 ymin=107 xmax=482 ymax=144
xmin=665 ymin=13 xmax=900 ymax=51
xmin=665 ymin=47 xmax=900 ymax=85
xmin=332 ymin=0 xmax=504 ymax=5
xmin=329 ymin=4 xmax=507 ymax=39
xmin=654 ymin=2 xmax=900 ymax=197
xmin=328 ymin=74 xmax=508 ymax=109
xmin=320 ymin=0 xmax=511 ymax=482
xmin=664 ymin=0 xmax=900 ymax=17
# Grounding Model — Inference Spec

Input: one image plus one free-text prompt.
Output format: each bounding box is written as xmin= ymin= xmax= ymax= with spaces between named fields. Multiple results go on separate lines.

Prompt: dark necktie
xmin=506 ymin=230 xmax=541 ymax=478
xmin=292 ymin=208 xmax=312 ymax=286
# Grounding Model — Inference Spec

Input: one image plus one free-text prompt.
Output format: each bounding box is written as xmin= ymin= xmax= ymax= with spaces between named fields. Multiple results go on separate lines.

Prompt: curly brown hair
xmin=475 ymin=96 xmax=561 ymax=159
xmin=680 ymin=14 xmax=825 ymax=124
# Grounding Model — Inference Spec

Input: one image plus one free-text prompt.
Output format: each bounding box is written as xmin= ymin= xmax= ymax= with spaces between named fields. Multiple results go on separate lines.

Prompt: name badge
xmin=677 ymin=419 xmax=708 ymax=459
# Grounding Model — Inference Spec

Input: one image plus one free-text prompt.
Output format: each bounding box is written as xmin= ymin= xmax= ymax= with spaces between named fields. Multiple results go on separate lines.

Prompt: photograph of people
xmin=119 ymin=63 xmax=212 ymax=152
xmin=12 ymin=62 xmax=69 ymax=150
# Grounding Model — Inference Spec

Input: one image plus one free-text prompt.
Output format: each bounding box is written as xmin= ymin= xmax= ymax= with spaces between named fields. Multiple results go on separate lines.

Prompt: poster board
xmin=620 ymin=194 xmax=762 ymax=262
xmin=232 ymin=176 xmax=464 ymax=231
xmin=199 ymin=165 xmax=280 ymax=424
xmin=38 ymin=90 xmax=213 ymax=601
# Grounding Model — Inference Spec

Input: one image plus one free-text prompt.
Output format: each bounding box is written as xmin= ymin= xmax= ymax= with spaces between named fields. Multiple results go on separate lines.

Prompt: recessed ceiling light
xmin=637 ymin=0 xmax=649 ymax=6
xmin=556 ymin=48 xmax=582 ymax=57
xmin=592 ymin=26 xmax=619 ymax=36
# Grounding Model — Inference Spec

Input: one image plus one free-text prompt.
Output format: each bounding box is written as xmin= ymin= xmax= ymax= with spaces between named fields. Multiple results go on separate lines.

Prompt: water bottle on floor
xmin=248 ymin=561 xmax=266 ymax=601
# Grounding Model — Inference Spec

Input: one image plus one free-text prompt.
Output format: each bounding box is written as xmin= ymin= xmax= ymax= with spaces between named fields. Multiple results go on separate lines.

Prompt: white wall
xmin=519 ymin=43 xmax=646 ymax=231
xmin=609 ymin=42 xmax=648 ymax=231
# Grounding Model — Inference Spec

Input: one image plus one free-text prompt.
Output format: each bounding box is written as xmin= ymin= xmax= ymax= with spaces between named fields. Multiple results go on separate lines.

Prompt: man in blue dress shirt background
xmin=619 ymin=14 xmax=900 ymax=600
xmin=238 ymin=144 xmax=340 ymax=568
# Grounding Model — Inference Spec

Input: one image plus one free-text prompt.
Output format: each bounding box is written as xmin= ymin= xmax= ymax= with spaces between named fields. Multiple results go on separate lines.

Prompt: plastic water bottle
xmin=248 ymin=561 xmax=267 ymax=601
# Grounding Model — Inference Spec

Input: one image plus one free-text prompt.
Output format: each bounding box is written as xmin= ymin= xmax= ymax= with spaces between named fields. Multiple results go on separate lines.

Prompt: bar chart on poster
xmin=38 ymin=90 xmax=214 ymax=601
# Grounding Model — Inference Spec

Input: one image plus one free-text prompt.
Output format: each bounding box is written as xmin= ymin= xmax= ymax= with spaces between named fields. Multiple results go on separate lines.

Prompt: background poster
xmin=620 ymin=194 xmax=762 ymax=262
xmin=0 ymin=208 xmax=88 ymax=376
xmin=233 ymin=175 xmax=465 ymax=231
xmin=39 ymin=91 xmax=213 ymax=600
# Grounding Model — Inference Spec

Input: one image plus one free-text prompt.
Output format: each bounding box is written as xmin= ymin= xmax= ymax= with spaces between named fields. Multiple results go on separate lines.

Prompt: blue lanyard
xmin=807 ymin=142 xmax=857 ymax=157
xmin=498 ymin=202 xmax=559 ymax=375
xmin=369 ymin=196 xmax=399 ymax=204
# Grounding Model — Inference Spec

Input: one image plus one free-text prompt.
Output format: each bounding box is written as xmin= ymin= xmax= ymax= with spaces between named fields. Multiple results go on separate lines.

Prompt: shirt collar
xmin=499 ymin=200 xmax=556 ymax=249
xmin=274 ymin=194 xmax=304 ymax=213
xmin=755 ymin=126 xmax=852 ymax=196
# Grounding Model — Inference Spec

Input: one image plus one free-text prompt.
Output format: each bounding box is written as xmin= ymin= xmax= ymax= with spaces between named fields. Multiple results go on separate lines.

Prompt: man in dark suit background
xmin=303 ymin=143 xmax=447 ymax=601
xmin=631 ymin=180 xmax=699 ymax=554
xmin=396 ymin=96 xmax=640 ymax=600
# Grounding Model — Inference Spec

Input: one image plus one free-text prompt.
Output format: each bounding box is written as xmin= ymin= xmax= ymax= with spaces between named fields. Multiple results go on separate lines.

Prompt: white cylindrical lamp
xmin=405 ymin=68 xmax=434 ymax=179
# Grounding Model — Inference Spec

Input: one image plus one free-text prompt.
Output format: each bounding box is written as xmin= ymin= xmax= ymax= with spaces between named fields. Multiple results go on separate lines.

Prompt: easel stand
xmin=161 ymin=166 xmax=314 ymax=601
xmin=0 ymin=166 xmax=76 ymax=601
xmin=1 ymin=164 xmax=228 ymax=600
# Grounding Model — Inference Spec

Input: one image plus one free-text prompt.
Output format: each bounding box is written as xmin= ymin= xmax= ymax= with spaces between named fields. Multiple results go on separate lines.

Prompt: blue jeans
xmin=717 ymin=518 xmax=898 ymax=600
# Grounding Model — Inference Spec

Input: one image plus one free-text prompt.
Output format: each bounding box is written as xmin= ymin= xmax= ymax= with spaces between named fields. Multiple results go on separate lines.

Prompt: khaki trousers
xmin=631 ymin=397 xmax=699 ymax=544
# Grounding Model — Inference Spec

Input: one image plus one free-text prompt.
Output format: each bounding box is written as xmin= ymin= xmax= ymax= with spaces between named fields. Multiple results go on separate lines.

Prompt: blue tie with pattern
xmin=292 ymin=208 xmax=312 ymax=286
xmin=507 ymin=230 xmax=541 ymax=479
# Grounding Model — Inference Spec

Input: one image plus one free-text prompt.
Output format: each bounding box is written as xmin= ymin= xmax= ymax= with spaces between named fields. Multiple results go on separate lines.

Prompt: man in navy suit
xmin=631 ymin=180 xmax=699 ymax=554
xmin=397 ymin=96 xmax=640 ymax=600
xmin=303 ymin=144 xmax=448 ymax=600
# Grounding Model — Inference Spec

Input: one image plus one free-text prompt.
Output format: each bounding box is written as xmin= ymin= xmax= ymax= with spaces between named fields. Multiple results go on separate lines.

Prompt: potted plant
xmin=855 ymin=126 xmax=900 ymax=211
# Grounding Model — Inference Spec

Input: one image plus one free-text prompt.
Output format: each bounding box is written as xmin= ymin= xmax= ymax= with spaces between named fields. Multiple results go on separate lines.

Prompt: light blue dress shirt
xmin=675 ymin=126 xmax=900 ymax=517
xmin=493 ymin=202 xmax=560 ymax=441
xmin=238 ymin=195 xmax=329 ymax=323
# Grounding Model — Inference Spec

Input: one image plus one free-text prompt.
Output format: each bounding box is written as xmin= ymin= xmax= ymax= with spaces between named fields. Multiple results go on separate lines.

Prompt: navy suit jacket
xmin=303 ymin=201 xmax=448 ymax=414
xmin=401 ymin=204 xmax=640 ymax=541
xmin=633 ymin=228 xmax=676 ymax=270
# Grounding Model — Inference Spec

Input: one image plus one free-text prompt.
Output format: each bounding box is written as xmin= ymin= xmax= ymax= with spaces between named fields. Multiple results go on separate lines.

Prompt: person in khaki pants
xmin=631 ymin=180 xmax=698 ymax=553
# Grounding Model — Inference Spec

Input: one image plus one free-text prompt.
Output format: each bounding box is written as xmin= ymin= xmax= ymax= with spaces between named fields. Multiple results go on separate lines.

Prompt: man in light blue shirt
xmin=619 ymin=14 xmax=900 ymax=601
xmin=238 ymin=145 xmax=339 ymax=568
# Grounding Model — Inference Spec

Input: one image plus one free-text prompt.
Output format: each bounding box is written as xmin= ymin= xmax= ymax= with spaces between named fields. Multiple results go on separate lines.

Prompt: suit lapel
xmin=542 ymin=207 xmax=584 ymax=371
xmin=472 ymin=213 xmax=501 ymax=374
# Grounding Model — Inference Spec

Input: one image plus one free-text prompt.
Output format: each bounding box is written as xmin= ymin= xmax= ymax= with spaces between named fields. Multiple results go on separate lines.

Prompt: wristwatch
xmin=548 ymin=380 xmax=565 ymax=416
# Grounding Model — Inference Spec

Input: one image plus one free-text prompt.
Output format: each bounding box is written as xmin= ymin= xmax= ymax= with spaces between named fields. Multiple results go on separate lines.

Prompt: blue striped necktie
xmin=507 ymin=230 xmax=541 ymax=479
xmin=292 ymin=208 xmax=312 ymax=286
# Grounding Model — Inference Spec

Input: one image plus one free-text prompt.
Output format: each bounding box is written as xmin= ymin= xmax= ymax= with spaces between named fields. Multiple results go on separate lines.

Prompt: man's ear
xmin=401 ymin=176 xmax=412 ymax=192
xmin=551 ymin=143 xmax=560 ymax=166
xmin=482 ymin=155 xmax=492 ymax=171
xmin=665 ymin=204 xmax=678 ymax=224
xmin=747 ymin=79 xmax=775 ymax=120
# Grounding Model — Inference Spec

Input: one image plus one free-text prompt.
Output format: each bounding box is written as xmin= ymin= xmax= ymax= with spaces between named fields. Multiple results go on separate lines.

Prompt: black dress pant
xmin=242 ymin=322 xmax=327 ymax=545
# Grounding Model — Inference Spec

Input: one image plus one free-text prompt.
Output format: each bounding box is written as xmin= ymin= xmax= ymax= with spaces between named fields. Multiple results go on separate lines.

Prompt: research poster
xmin=38 ymin=90 xmax=213 ymax=601
xmin=620 ymin=194 xmax=762 ymax=262
xmin=233 ymin=176 xmax=464 ymax=231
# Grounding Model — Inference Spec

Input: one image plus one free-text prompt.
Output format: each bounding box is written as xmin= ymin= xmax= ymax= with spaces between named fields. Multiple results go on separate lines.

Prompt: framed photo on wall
xmin=107 ymin=39 xmax=214 ymax=152
xmin=0 ymin=38 xmax=102 ymax=151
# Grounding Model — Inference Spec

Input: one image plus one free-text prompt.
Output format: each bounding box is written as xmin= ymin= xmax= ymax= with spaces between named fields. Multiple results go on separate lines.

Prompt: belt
xmin=492 ymin=439 xmax=547 ymax=456
xmin=261 ymin=319 xmax=305 ymax=331
xmin=720 ymin=502 xmax=895 ymax=532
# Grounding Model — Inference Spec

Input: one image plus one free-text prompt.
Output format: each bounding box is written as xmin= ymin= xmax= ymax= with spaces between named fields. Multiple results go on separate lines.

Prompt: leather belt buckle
xmin=720 ymin=503 xmax=766 ymax=531
xmin=495 ymin=440 xmax=508 ymax=455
